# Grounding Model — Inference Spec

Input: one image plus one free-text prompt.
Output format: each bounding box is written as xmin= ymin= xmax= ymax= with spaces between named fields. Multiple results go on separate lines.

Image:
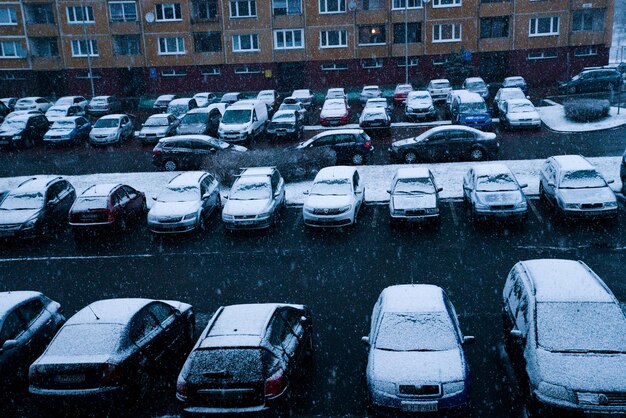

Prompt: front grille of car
xmin=159 ymin=216 xmax=183 ymax=223
xmin=233 ymin=215 xmax=257 ymax=220
xmin=398 ymin=384 xmax=441 ymax=397
xmin=48 ymin=135 xmax=63 ymax=140
xmin=490 ymin=205 xmax=515 ymax=210
xmin=94 ymin=135 xmax=109 ymax=139
xmin=580 ymin=203 xmax=603 ymax=209
xmin=313 ymin=207 xmax=345 ymax=215
xmin=405 ymin=209 xmax=426 ymax=216
xmin=577 ymin=392 xmax=626 ymax=407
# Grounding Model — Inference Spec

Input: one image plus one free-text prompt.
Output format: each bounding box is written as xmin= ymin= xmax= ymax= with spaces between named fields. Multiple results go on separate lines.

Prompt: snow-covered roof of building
xmin=395 ymin=167 xmax=431 ymax=179
xmin=551 ymin=155 xmax=594 ymax=172
xmin=381 ymin=285 xmax=447 ymax=313
xmin=67 ymin=298 xmax=154 ymax=325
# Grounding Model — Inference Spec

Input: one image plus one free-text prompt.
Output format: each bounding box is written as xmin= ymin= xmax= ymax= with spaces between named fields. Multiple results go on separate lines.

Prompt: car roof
xmin=550 ymin=155 xmax=594 ymax=172
xmin=227 ymin=101 xmax=256 ymax=109
xmin=58 ymin=95 xmax=83 ymax=100
xmin=48 ymin=105 xmax=72 ymax=110
xmin=324 ymin=98 xmax=346 ymax=105
xmin=363 ymin=85 xmax=379 ymax=89
xmin=423 ymin=124 xmax=479 ymax=135
xmin=99 ymin=114 xmax=126 ymax=119
xmin=465 ymin=77 xmax=485 ymax=83
xmin=366 ymin=98 xmax=387 ymax=103
xmin=240 ymin=167 xmax=274 ymax=176
xmin=8 ymin=115 xmax=35 ymax=122
xmin=395 ymin=167 xmax=431 ymax=179
xmin=314 ymin=128 xmax=362 ymax=138
xmin=504 ymin=76 xmax=525 ymax=82
xmin=499 ymin=87 xmax=524 ymax=94
xmin=161 ymin=134 xmax=216 ymax=144
xmin=380 ymin=285 xmax=447 ymax=313
xmin=454 ymin=90 xmax=484 ymax=102
xmin=66 ymin=298 xmax=155 ymax=325
xmin=272 ymin=110 xmax=297 ymax=118
xmin=168 ymin=171 xmax=208 ymax=186
xmin=16 ymin=176 xmax=63 ymax=193
xmin=258 ymin=89 xmax=275 ymax=94
xmin=430 ymin=78 xmax=450 ymax=84
xmin=328 ymin=88 xmax=345 ymax=92
xmin=315 ymin=166 xmax=357 ymax=181
xmin=292 ymin=89 xmax=311 ymax=94
xmin=81 ymin=183 xmax=121 ymax=197
xmin=505 ymin=98 xmax=533 ymax=106
xmin=0 ymin=291 xmax=43 ymax=315
xmin=157 ymin=94 xmax=176 ymax=100
xmin=193 ymin=92 xmax=212 ymax=96
xmin=52 ymin=116 xmax=82 ymax=123
xmin=18 ymin=97 xmax=42 ymax=101
xmin=472 ymin=163 xmax=512 ymax=177
xmin=408 ymin=91 xmax=431 ymax=97
xmin=520 ymin=259 xmax=614 ymax=303
xmin=169 ymin=98 xmax=193 ymax=105
xmin=92 ymin=96 xmax=112 ymax=100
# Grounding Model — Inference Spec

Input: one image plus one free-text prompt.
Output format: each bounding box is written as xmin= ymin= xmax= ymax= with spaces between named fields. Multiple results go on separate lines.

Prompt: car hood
xmin=392 ymin=194 xmax=437 ymax=210
xmin=476 ymin=191 xmax=523 ymax=204
xmin=35 ymin=354 xmax=112 ymax=367
xmin=392 ymin=138 xmax=417 ymax=147
xmin=537 ymin=349 xmax=626 ymax=392
xmin=508 ymin=111 xmax=540 ymax=121
xmin=223 ymin=199 xmax=271 ymax=216
xmin=221 ymin=122 xmax=250 ymax=131
xmin=0 ymin=128 xmax=23 ymax=136
xmin=46 ymin=128 xmax=74 ymax=136
xmin=177 ymin=124 xmax=207 ymax=134
xmin=91 ymin=128 xmax=118 ymax=135
xmin=305 ymin=194 xmax=352 ymax=209
xmin=557 ymin=187 xmax=616 ymax=204
xmin=407 ymin=100 xmax=432 ymax=108
xmin=371 ymin=348 xmax=464 ymax=383
xmin=0 ymin=209 xmax=40 ymax=225
xmin=149 ymin=201 xmax=200 ymax=218
xmin=321 ymin=108 xmax=347 ymax=118
xmin=140 ymin=126 xmax=169 ymax=135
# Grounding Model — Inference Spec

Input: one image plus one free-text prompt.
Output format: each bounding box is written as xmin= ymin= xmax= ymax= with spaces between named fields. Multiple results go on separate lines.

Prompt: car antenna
xmin=88 ymin=304 xmax=100 ymax=320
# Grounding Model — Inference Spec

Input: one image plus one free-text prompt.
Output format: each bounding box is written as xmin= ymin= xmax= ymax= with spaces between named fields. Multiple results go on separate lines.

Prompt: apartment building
xmin=0 ymin=0 xmax=614 ymax=96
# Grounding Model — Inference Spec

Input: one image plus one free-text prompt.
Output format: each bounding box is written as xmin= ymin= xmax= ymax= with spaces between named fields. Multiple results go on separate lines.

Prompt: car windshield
xmin=180 ymin=113 xmax=207 ymax=124
xmin=157 ymin=186 xmax=200 ymax=203
xmin=560 ymin=170 xmax=606 ymax=189
xmin=17 ymin=99 xmax=34 ymax=105
xmin=1 ymin=119 xmax=26 ymax=130
xmin=394 ymin=178 xmax=436 ymax=194
xmin=432 ymin=82 xmax=450 ymax=89
xmin=272 ymin=113 xmax=296 ymax=123
xmin=537 ymin=302 xmax=626 ymax=353
xmin=310 ymin=179 xmax=352 ymax=196
xmin=46 ymin=324 xmax=123 ymax=356
xmin=363 ymin=109 xmax=384 ymax=118
xmin=51 ymin=120 xmax=76 ymax=129
xmin=363 ymin=88 xmax=378 ymax=93
xmin=476 ymin=173 xmax=518 ymax=192
xmin=466 ymin=81 xmax=486 ymax=89
xmin=280 ymin=104 xmax=299 ymax=112
xmin=72 ymin=196 xmax=109 ymax=210
xmin=221 ymin=94 xmax=238 ymax=102
xmin=375 ymin=312 xmax=458 ymax=352
xmin=0 ymin=192 xmax=44 ymax=210
xmin=94 ymin=119 xmax=120 ymax=128
xmin=145 ymin=117 xmax=170 ymax=126
xmin=230 ymin=179 xmax=271 ymax=200
xmin=56 ymin=98 xmax=75 ymax=105
xmin=91 ymin=97 xmax=108 ymax=104
xmin=366 ymin=101 xmax=386 ymax=109
xmin=509 ymin=102 xmax=535 ymax=113
xmin=222 ymin=109 xmax=251 ymax=124
xmin=460 ymin=102 xmax=487 ymax=113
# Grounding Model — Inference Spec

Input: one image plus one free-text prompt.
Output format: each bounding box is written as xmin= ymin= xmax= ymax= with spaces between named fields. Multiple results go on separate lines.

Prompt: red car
xmin=68 ymin=183 xmax=146 ymax=235
xmin=393 ymin=83 xmax=414 ymax=106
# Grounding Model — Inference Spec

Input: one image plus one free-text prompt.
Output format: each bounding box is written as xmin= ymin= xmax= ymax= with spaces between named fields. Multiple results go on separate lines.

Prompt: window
xmin=0 ymin=41 xmax=25 ymax=58
xmin=361 ymin=0 xmax=384 ymax=10
xmin=392 ymin=0 xmax=422 ymax=10
xmin=361 ymin=58 xmax=382 ymax=68
xmin=234 ymin=65 xmax=261 ymax=73
xmin=161 ymin=69 xmax=187 ymax=76
xmin=201 ymin=67 xmax=221 ymax=75
xmin=66 ymin=6 xmax=94 ymax=24
xmin=432 ymin=57 xmax=447 ymax=65
xmin=230 ymin=0 xmax=256 ymax=18
xmin=274 ymin=29 xmax=304 ymax=50
xmin=358 ymin=25 xmax=386 ymax=45
xmin=25 ymin=4 xmax=54 ymax=24
xmin=158 ymin=37 xmax=185 ymax=54
xmin=109 ymin=1 xmax=137 ymax=22
xmin=0 ymin=8 xmax=17 ymax=25
xmin=320 ymin=30 xmax=348 ymax=48
xmin=433 ymin=23 xmax=461 ymax=42
xmin=194 ymin=32 xmax=221 ymax=52
xmin=273 ymin=0 xmax=301 ymax=15
xmin=527 ymin=50 xmax=557 ymax=60
xmin=397 ymin=57 xmax=419 ymax=66
xmin=574 ymin=46 xmax=598 ymax=57
xmin=529 ymin=16 xmax=559 ymax=37
xmin=155 ymin=3 xmax=182 ymax=21
xmin=232 ymin=34 xmax=259 ymax=51
xmin=319 ymin=0 xmax=346 ymax=14
xmin=30 ymin=37 xmax=59 ymax=57
xmin=113 ymin=35 xmax=141 ymax=55
xmin=192 ymin=0 xmax=218 ymax=20
xmin=433 ymin=0 xmax=461 ymax=7
xmin=572 ymin=9 xmax=605 ymax=32
xmin=71 ymin=39 xmax=99 ymax=57
xmin=321 ymin=62 xmax=348 ymax=71
xmin=480 ymin=16 xmax=509 ymax=38
xmin=393 ymin=22 xmax=421 ymax=43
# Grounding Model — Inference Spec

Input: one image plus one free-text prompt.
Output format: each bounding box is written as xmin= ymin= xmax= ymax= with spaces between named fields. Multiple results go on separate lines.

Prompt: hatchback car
xmin=0 ymin=291 xmax=65 ymax=388
xmin=405 ymin=91 xmax=436 ymax=121
xmin=296 ymin=129 xmax=373 ymax=165
xmin=502 ymin=76 xmax=528 ymax=95
xmin=0 ymin=176 xmax=75 ymax=239
xmin=363 ymin=285 xmax=474 ymax=415
xmin=502 ymin=259 xmax=626 ymax=416
xmin=167 ymin=98 xmax=198 ymax=119
xmin=364 ymin=98 xmax=392 ymax=116
xmin=0 ymin=100 xmax=10 ymax=123
xmin=192 ymin=92 xmax=217 ymax=108
xmin=45 ymin=105 xmax=84 ymax=125
xmin=87 ymin=96 xmax=122 ymax=116
xmin=176 ymin=303 xmax=313 ymax=415
xmin=389 ymin=125 xmax=499 ymax=164
xmin=266 ymin=110 xmax=304 ymax=141
xmin=176 ymin=104 xmax=225 ymax=137
xmin=393 ymin=84 xmax=413 ymax=106
xmin=29 ymin=298 xmax=194 ymax=404
xmin=427 ymin=79 xmax=452 ymax=102
xmin=319 ymin=99 xmax=349 ymax=126
xmin=539 ymin=155 xmax=618 ymax=219
xmin=462 ymin=77 xmax=489 ymax=99
xmin=137 ymin=113 xmax=179 ymax=145
xmin=558 ymin=68 xmax=621 ymax=94
xmin=291 ymin=89 xmax=314 ymax=109
xmin=360 ymin=85 xmax=383 ymax=104
xmin=303 ymin=166 xmax=364 ymax=228
xmin=69 ymin=183 xmax=147 ymax=234
xmin=148 ymin=171 xmax=221 ymax=234
xmin=89 ymin=114 xmax=134 ymax=146
xmin=463 ymin=163 xmax=528 ymax=221
xmin=54 ymin=96 xmax=88 ymax=111
xmin=15 ymin=97 xmax=53 ymax=112
xmin=43 ymin=116 xmax=91 ymax=145
xmin=449 ymin=90 xmax=492 ymax=131
xmin=278 ymin=97 xmax=307 ymax=121
xmin=222 ymin=167 xmax=285 ymax=230
xmin=388 ymin=167 xmax=442 ymax=224
xmin=0 ymin=113 xmax=49 ymax=148
xmin=359 ymin=107 xmax=391 ymax=131
xmin=220 ymin=92 xmax=243 ymax=106
xmin=153 ymin=94 xmax=178 ymax=112
xmin=492 ymin=87 xmax=526 ymax=117
xmin=326 ymin=88 xmax=346 ymax=101
xmin=152 ymin=135 xmax=246 ymax=171
xmin=500 ymin=99 xmax=541 ymax=130
xmin=256 ymin=89 xmax=280 ymax=114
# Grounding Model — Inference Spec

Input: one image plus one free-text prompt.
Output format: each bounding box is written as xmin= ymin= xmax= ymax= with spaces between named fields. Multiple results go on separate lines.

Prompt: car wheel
xmin=469 ymin=147 xmax=485 ymax=161
xmin=351 ymin=153 xmax=365 ymax=165
xmin=403 ymin=150 xmax=417 ymax=164
xmin=163 ymin=160 xmax=177 ymax=171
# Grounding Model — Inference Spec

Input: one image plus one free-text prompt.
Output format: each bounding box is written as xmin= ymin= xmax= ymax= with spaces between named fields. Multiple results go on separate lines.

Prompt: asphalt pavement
xmin=1 ymin=200 xmax=625 ymax=417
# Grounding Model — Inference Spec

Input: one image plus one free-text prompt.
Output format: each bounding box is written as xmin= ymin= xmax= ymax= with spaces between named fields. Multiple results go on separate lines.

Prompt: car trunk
xmin=31 ymin=359 xmax=110 ymax=390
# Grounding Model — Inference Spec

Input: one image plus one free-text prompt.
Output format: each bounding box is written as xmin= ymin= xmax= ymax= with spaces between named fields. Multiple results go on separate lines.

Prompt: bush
xmin=203 ymin=147 xmax=337 ymax=186
xmin=564 ymin=99 xmax=610 ymax=122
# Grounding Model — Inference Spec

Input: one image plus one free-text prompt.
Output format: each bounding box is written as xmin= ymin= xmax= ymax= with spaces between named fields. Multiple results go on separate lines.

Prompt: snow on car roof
xmin=208 ymin=304 xmax=278 ymax=337
xmin=16 ymin=176 xmax=62 ymax=193
xmin=148 ymin=113 xmax=173 ymax=119
xmin=454 ymin=90 xmax=484 ymax=102
xmin=505 ymin=98 xmax=533 ymax=106
xmin=551 ymin=155 xmax=594 ymax=172
xmin=422 ymin=124 xmax=479 ymax=135
xmin=465 ymin=77 xmax=485 ymax=83
xmin=473 ymin=163 xmax=512 ymax=177
xmin=313 ymin=129 xmax=363 ymax=139
xmin=292 ymin=89 xmax=311 ymax=95
xmin=363 ymin=85 xmax=379 ymax=90
xmin=81 ymin=183 xmax=121 ymax=197
xmin=381 ymin=285 xmax=446 ymax=313
xmin=240 ymin=167 xmax=274 ymax=177
xmin=18 ymin=97 xmax=41 ymax=101
xmin=315 ymin=166 xmax=357 ymax=181
xmin=169 ymin=171 xmax=207 ymax=185
xmin=504 ymin=76 xmax=525 ymax=82
xmin=395 ymin=167 xmax=431 ymax=179
xmin=91 ymin=96 xmax=112 ymax=100
xmin=157 ymin=94 xmax=176 ymax=100
xmin=521 ymin=259 xmax=614 ymax=303
xmin=430 ymin=79 xmax=450 ymax=84
xmin=52 ymin=116 xmax=81 ymax=122
xmin=67 ymin=298 xmax=155 ymax=325
xmin=168 ymin=98 xmax=193 ymax=105
xmin=99 ymin=114 xmax=126 ymax=119
xmin=407 ymin=91 xmax=431 ymax=98
xmin=272 ymin=110 xmax=297 ymax=119
xmin=0 ymin=291 xmax=42 ymax=315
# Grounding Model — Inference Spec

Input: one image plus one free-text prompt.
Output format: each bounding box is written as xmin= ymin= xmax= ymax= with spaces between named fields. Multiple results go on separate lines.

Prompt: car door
xmin=122 ymin=116 xmax=133 ymax=137
xmin=451 ymin=129 xmax=476 ymax=159
xmin=353 ymin=171 xmax=364 ymax=211
xmin=147 ymin=302 xmax=184 ymax=360
xmin=44 ymin=182 xmax=64 ymax=225
xmin=172 ymin=140 xmax=194 ymax=168
xmin=130 ymin=309 xmax=163 ymax=369
xmin=112 ymin=187 xmax=131 ymax=222
xmin=0 ymin=308 xmax=29 ymax=373
xmin=199 ymin=175 xmax=215 ymax=215
xmin=122 ymin=185 xmax=143 ymax=218
xmin=423 ymin=132 xmax=447 ymax=161
xmin=541 ymin=160 xmax=557 ymax=201
xmin=14 ymin=299 xmax=50 ymax=361
xmin=267 ymin=312 xmax=294 ymax=376
xmin=333 ymin=134 xmax=357 ymax=162
xmin=57 ymin=180 xmax=75 ymax=216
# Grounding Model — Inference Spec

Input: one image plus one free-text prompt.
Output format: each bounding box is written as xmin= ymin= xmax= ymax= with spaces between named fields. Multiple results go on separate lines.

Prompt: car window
xmin=311 ymin=136 xmax=334 ymax=147
xmin=122 ymin=185 xmax=137 ymax=199
xmin=148 ymin=302 xmax=175 ymax=325
xmin=46 ymin=182 xmax=63 ymax=202
xmin=0 ymin=309 xmax=26 ymax=344
xmin=130 ymin=311 xmax=160 ymax=343
xmin=18 ymin=299 xmax=44 ymax=327
xmin=283 ymin=308 xmax=305 ymax=339
xmin=335 ymin=134 xmax=355 ymax=145
xmin=112 ymin=188 xmax=129 ymax=206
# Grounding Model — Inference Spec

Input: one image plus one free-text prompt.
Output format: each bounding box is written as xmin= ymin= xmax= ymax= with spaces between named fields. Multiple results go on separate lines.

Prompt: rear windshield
xmin=72 ymin=196 xmax=109 ymax=211
xmin=51 ymin=120 xmax=76 ymax=129
xmin=47 ymin=324 xmax=123 ymax=356
xmin=187 ymin=348 xmax=267 ymax=382
xmin=145 ymin=116 xmax=170 ymax=127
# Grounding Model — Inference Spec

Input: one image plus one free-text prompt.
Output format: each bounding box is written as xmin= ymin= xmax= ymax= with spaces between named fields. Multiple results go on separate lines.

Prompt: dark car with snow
xmin=152 ymin=135 xmax=246 ymax=171
xmin=0 ymin=113 xmax=49 ymax=148
xmin=176 ymin=104 xmax=225 ymax=137
xmin=29 ymin=298 xmax=195 ymax=405
xmin=558 ymin=68 xmax=622 ymax=94
xmin=176 ymin=303 xmax=313 ymax=415
xmin=295 ymin=129 xmax=374 ymax=165
xmin=0 ymin=291 xmax=65 ymax=388
xmin=266 ymin=110 xmax=304 ymax=141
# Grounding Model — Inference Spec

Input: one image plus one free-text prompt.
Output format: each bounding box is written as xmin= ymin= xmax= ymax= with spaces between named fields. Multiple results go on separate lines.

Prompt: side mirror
xmin=463 ymin=336 xmax=476 ymax=345
xmin=510 ymin=329 xmax=523 ymax=339
xmin=548 ymin=181 xmax=555 ymax=188
xmin=1 ymin=339 xmax=18 ymax=352
xmin=520 ymin=183 xmax=528 ymax=189
xmin=300 ymin=316 xmax=308 ymax=323
xmin=437 ymin=187 xmax=444 ymax=192
xmin=222 ymin=194 xmax=228 ymax=200
xmin=361 ymin=336 xmax=370 ymax=346
xmin=526 ymin=96 xmax=531 ymax=100
xmin=303 ymin=190 xmax=309 ymax=195
xmin=607 ymin=179 xmax=615 ymax=184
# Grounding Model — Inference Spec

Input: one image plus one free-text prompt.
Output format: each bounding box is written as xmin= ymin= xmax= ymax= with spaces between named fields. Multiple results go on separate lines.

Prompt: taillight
xmin=264 ymin=369 xmax=286 ymax=398
xmin=341 ymin=114 xmax=349 ymax=123
xmin=320 ymin=118 xmax=328 ymax=125
xmin=57 ymin=305 xmax=63 ymax=314
xmin=152 ymin=148 xmax=162 ymax=155
xmin=101 ymin=363 xmax=123 ymax=385
xmin=176 ymin=375 xmax=189 ymax=397
xmin=363 ymin=140 xmax=371 ymax=149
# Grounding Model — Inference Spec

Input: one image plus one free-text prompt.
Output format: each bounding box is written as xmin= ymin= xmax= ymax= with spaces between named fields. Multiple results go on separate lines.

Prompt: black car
xmin=558 ymin=68 xmax=622 ymax=94
xmin=0 ymin=113 xmax=49 ymax=148
xmin=220 ymin=92 xmax=243 ymax=106
xmin=152 ymin=134 xmax=247 ymax=171
xmin=266 ymin=110 xmax=304 ymax=141
xmin=176 ymin=106 xmax=223 ymax=137
xmin=295 ymin=129 xmax=374 ymax=165
xmin=389 ymin=125 xmax=500 ymax=164
xmin=0 ymin=101 xmax=10 ymax=123
xmin=176 ymin=303 xmax=313 ymax=415
xmin=0 ymin=176 xmax=76 ymax=239
xmin=621 ymin=148 xmax=626 ymax=195
xmin=29 ymin=298 xmax=194 ymax=405
xmin=0 ymin=291 xmax=65 ymax=388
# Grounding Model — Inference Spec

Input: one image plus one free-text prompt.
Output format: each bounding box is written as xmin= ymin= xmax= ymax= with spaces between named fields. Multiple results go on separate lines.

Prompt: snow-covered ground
xmin=1 ymin=157 xmax=621 ymax=206
xmin=538 ymin=104 xmax=626 ymax=132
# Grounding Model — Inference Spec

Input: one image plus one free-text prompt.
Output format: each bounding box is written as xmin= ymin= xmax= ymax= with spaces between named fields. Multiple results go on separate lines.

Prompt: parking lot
xmin=1 ymin=199 xmax=625 ymax=417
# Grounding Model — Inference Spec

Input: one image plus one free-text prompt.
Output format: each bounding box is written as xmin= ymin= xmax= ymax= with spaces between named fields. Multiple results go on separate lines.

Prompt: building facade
xmin=0 ymin=0 xmax=614 ymax=96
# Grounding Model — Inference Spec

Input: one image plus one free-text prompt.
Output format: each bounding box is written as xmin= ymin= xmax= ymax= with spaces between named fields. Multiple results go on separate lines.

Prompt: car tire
xmin=403 ymin=150 xmax=417 ymax=164
xmin=469 ymin=147 xmax=485 ymax=161
xmin=351 ymin=153 xmax=365 ymax=165
xmin=163 ymin=160 xmax=177 ymax=172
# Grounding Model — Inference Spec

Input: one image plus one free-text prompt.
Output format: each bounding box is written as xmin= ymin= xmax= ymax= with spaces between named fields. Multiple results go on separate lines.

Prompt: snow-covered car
xmin=303 ymin=166 xmax=364 ymax=228
xmin=427 ymin=79 xmax=452 ymax=102
xmin=148 ymin=171 xmax=221 ymax=234
xmin=192 ymin=92 xmax=217 ymax=108
xmin=363 ymin=285 xmax=474 ymax=415
xmin=167 ymin=98 xmax=198 ymax=119
xmin=89 ymin=114 xmax=134 ymax=146
xmin=219 ymin=92 xmax=242 ymax=106
xmin=296 ymin=129 xmax=373 ymax=165
xmin=291 ymin=89 xmax=314 ymax=109
xmin=266 ymin=110 xmax=304 ymax=141
xmin=153 ymin=94 xmax=177 ymax=111
xmin=43 ymin=116 xmax=91 ymax=145
xmin=1 ymin=97 xmax=17 ymax=111
xmin=502 ymin=76 xmax=528 ymax=95
xmin=405 ymin=91 xmax=437 ymax=121
xmin=463 ymin=163 xmax=528 ymax=221
xmin=86 ymin=95 xmax=122 ymax=116
xmin=176 ymin=104 xmax=224 ymax=137
xmin=44 ymin=105 xmax=84 ymax=125
xmin=621 ymin=147 xmax=626 ymax=195
xmin=359 ymin=85 xmax=382 ymax=104
xmin=222 ymin=167 xmax=285 ymax=230
xmin=503 ymin=259 xmax=626 ymax=416
xmin=325 ymin=87 xmax=346 ymax=101
xmin=359 ymin=106 xmax=390 ymax=130
xmin=393 ymin=84 xmax=413 ymax=106
xmin=539 ymin=155 xmax=618 ymax=219
xmin=364 ymin=98 xmax=392 ymax=116
xmin=54 ymin=96 xmax=88 ymax=111
xmin=462 ymin=77 xmax=489 ymax=99
xmin=15 ymin=97 xmax=52 ymax=113
xmin=319 ymin=98 xmax=349 ymax=126
xmin=152 ymin=135 xmax=246 ymax=171
xmin=0 ymin=113 xmax=49 ymax=148
xmin=499 ymin=98 xmax=541 ymax=130
xmin=278 ymin=97 xmax=307 ymax=121
xmin=138 ymin=113 xmax=179 ymax=144
xmin=256 ymin=89 xmax=280 ymax=113
xmin=388 ymin=167 xmax=442 ymax=223
xmin=492 ymin=87 xmax=526 ymax=117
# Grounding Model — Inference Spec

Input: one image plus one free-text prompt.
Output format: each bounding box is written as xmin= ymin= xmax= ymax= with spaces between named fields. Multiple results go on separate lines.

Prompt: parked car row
xmin=2 ymin=258 xmax=624 ymax=416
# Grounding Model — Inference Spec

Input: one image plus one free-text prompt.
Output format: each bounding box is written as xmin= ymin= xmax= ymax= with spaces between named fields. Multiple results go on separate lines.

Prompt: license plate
xmin=81 ymin=214 xmax=99 ymax=220
xmin=238 ymin=220 xmax=255 ymax=225
xmin=401 ymin=401 xmax=438 ymax=412
xmin=276 ymin=132 xmax=286 ymax=136
xmin=55 ymin=374 xmax=85 ymax=383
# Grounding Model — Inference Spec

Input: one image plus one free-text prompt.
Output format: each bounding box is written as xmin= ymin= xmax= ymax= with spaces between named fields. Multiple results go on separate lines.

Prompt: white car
xmin=192 ymin=92 xmax=217 ymax=107
xmin=291 ymin=89 xmax=314 ymax=109
xmin=427 ymin=79 xmax=452 ymax=102
xmin=320 ymin=99 xmax=349 ymax=126
xmin=364 ymin=98 xmax=392 ymax=116
xmin=492 ymin=87 xmax=526 ymax=117
xmin=88 ymin=114 xmax=134 ymax=145
xmin=359 ymin=107 xmax=390 ymax=130
xmin=326 ymin=88 xmax=346 ymax=101
xmin=147 ymin=171 xmax=221 ymax=234
xmin=303 ymin=166 xmax=365 ymax=228
xmin=360 ymin=85 xmax=383 ymax=104
xmin=499 ymin=98 xmax=541 ymax=130
xmin=405 ymin=91 xmax=437 ymax=121
xmin=54 ymin=96 xmax=88 ymax=111
xmin=137 ymin=113 xmax=179 ymax=144
xmin=462 ymin=77 xmax=489 ymax=99
xmin=45 ymin=105 xmax=84 ymax=124
xmin=15 ymin=97 xmax=52 ymax=112
xmin=388 ymin=167 xmax=442 ymax=223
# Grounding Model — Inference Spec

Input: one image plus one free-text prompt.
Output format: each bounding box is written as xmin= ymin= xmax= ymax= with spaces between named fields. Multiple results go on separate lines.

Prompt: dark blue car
xmin=43 ymin=116 xmax=91 ymax=145
xmin=450 ymin=90 xmax=492 ymax=131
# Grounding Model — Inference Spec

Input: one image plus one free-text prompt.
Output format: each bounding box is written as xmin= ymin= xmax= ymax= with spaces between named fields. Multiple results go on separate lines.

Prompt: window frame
xmin=319 ymin=0 xmax=346 ymax=14
xmin=158 ymin=36 xmax=186 ymax=55
xmin=272 ymin=0 xmax=302 ymax=15
xmin=194 ymin=31 xmax=222 ymax=53
xmin=574 ymin=46 xmax=598 ymax=57
xmin=31 ymin=37 xmax=60 ymax=58
xmin=480 ymin=16 xmax=510 ymax=39
xmin=232 ymin=34 xmax=259 ymax=52
xmin=432 ymin=0 xmax=461 ymax=8
xmin=527 ymin=50 xmax=557 ymax=60
xmin=392 ymin=0 xmax=422 ymax=10
xmin=113 ymin=34 xmax=142 ymax=56
xmin=572 ymin=9 xmax=605 ymax=33
xmin=274 ymin=28 xmax=304 ymax=50
xmin=320 ymin=62 xmax=349 ymax=71
xmin=229 ymin=0 xmax=257 ymax=18
xmin=155 ymin=3 xmax=182 ymax=22
xmin=361 ymin=58 xmax=383 ymax=69
xmin=320 ymin=29 xmax=348 ymax=49
xmin=358 ymin=24 xmax=386 ymax=46
xmin=393 ymin=22 xmax=422 ymax=44
xmin=234 ymin=65 xmax=262 ymax=74
xmin=432 ymin=23 xmax=462 ymax=43
xmin=25 ymin=3 xmax=55 ymax=24
xmin=108 ymin=1 xmax=138 ymax=22
xmin=70 ymin=39 xmax=99 ymax=57
xmin=66 ymin=5 xmax=94 ymax=24
xmin=0 ymin=7 xmax=18 ymax=26
xmin=192 ymin=0 xmax=219 ymax=21
xmin=201 ymin=67 xmax=221 ymax=76
xmin=528 ymin=16 xmax=560 ymax=37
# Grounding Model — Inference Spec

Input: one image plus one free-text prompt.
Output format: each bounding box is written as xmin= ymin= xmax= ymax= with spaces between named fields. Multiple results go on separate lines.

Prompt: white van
xmin=218 ymin=99 xmax=268 ymax=143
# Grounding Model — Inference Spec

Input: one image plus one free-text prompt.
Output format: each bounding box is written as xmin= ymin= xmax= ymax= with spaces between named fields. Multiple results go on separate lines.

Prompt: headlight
xmin=12 ymin=135 xmax=21 ymax=140
xmin=182 ymin=213 xmax=197 ymax=221
xmin=428 ymin=106 xmax=435 ymax=111
xmin=605 ymin=201 xmax=618 ymax=208
xmin=22 ymin=217 xmax=38 ymax=229
xmin=406 ymin=107 xmax=413 ymax=112
xmin=147 ymin=213 xmax=158 ymax=222
xmin=425 ymin=207 xmax=439 ymax=214
xmin=370 ymin=379 xmax=395 ymax=395
xmin=537 ymin=382 xmax=577 ymax=404
xmin=337 ymin=205 xmax=351 ymax=213
xmin=564 ymin=203 xmax=579 ymax=209
xmin=61 ymin=134 xmax=71 ymax=140
xmin=304 ymin=206 xmax=315 ymax=214
xmin=222 ymin=213 xmax=234 ymax=221
xmin=516 ymin=200 xmax=528 ymax=209
xmin=257 ymin=211 xmax=272 ymax=218
xmin=443 ymin=381 xmax=464 ymax=396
